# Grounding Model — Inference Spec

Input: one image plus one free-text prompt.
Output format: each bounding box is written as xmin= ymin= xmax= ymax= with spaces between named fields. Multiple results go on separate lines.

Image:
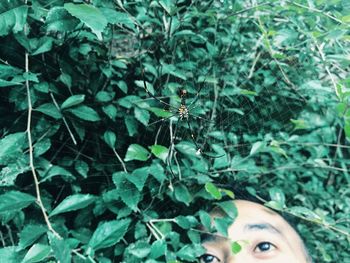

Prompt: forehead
xmin=221 ymin=200 xmax=304 ymax=246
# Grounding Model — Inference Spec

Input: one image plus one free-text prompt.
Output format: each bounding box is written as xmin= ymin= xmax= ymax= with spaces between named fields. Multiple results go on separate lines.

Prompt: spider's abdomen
xmin=178 ymin=104 xmax=189 ymax=119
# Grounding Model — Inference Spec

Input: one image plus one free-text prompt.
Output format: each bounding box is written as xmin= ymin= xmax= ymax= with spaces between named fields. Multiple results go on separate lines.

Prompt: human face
xmin=200 ymin=200 xmax=308 ymax=263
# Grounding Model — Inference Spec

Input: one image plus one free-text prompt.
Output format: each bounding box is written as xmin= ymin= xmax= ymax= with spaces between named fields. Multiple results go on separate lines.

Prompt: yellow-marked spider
xmin=140 ymin=65 xmax=224 ymax=160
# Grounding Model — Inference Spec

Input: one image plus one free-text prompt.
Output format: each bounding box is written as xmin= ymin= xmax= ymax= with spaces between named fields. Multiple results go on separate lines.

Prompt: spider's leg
xmin=185 ymin=118 xmax=225 ymax=159
xmin=147 ymin=111 xmax=177 ymax=126
xmin=141 ymin=66 xmax=178 ymax=111
xmin=166 ymin=119 xmax=181 ymax=178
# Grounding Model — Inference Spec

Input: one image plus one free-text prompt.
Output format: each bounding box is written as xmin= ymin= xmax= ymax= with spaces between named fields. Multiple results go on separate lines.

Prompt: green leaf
xmin=177 ymin=244 xmax=205 ymax=261
xmin=0 ymin=191 xmax=36 ymax=213
xmin=0 ymin=157 xmax=30 ymax=186
xmin=174 ymin=184 xmax=192 ymax=206
xmin=120 ymin=181 xmax=141 ymax=211
xmin=48 ymin=232 xmax=71 ymax=263
xmin=205 ymin=182 xmax=222 ymax=200
xmin=134 ymin=107 xmax=150 ymax=126
xmin=18 ymin=225 xmax=47 ymax=250
xmin=113 ymin=171 xmax=142 ymax=211
xmin=41 ymin=165 xmax=75 ymax=182
xmin=249 ymin=141 xmax=265 ymax=156
xmin=175 ymin=141 xmax=198 ymax=157
xmin=127 ymin=167 xmax=149 ymax=191
xmin=345 ymin=121 xmax=350 ymax=139
xmin=0 ymin=79 xmax=22 ymax=87
xmin=150 ymin=239 xmax=167 ymax=259
xmin=103 ymin=130 xmax=116 ymax=148
xmin=216 ymin=201 xmax=238 ymax=219
xmin=100 ymin=8 xmax=134 ymax=27
xmin=268 ymin=187 xmax=286 ymax=208
xmin=150 ymin=145 xmax=169 ymax=163
xmin=288 ymin=206 xmax=322 ymax=222
xmin=46 ymin=7 xmax=79 ymax=32
xmin=96 ymin=91 xmax=114 ymax=103
xmin=231 ymin=241 xmax=242 ymax=254
xmin=214 ymin=217 xmax=233 ymax=237
xmin=61 ymin=94 xmax=85 ymax=110
xmin=198 ymin=210 xmax=212 ymax=231
xmin=175 ymin=215 xmax=198 ymax=229
xmin=128 ymin=241 xmax=151 ymax=258
xmin=50 ymin=194 xmax=96 ymax=216
xmin=21 ymin=244 xmax=51 ymax=263
xmin=102 ymin=104 xmax=118 ymax=121
xmin=0 ymin=132 xmax=26 ymax=165
xmin=35 ymin=103 xmax=62 ymax=119
xmin=64 ymin=3 xmax=108 ymax=40
xmin=124 ymin=144 xmax=149 ymax=161
xmin=0 ymin=247 xmax=20 ymax=263
xmin=75 ymin=160 xmax=89 ymax=178
xmin=0 ymin=5 xmax=28 ymax=37
xmin=66 ymin=105 xmax=101 ymax=122
xmin=88 ymin=218 xmax=131 ymax=250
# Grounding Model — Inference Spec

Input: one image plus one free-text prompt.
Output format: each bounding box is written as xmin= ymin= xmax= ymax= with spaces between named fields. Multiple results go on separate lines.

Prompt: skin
xmin=200 ymin=200 xmax=309 ymax=263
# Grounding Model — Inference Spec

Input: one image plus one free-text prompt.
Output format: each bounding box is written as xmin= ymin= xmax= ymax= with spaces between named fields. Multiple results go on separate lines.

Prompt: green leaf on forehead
xmin=231 ymin=241 xmax=242 ymax=254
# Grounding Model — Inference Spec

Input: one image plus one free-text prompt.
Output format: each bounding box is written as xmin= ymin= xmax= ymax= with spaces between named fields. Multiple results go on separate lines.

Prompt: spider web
xmin=0 ymin=2 xmax=347 ymax=261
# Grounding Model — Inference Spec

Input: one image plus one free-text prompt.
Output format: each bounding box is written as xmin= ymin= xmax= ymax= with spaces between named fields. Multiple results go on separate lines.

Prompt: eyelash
xmin=253 ymin=241 xmax=277 ymax=253
xmin=199 ymin=253 xmax=221 ymax=263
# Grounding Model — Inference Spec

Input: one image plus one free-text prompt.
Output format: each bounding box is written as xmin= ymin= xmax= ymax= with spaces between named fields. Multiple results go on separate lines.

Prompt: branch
xmin=287 ymin=1 xmax=344 ymax=25
xmin=112 ymin=148 xmax=128 ymax=173
xmin=24 ymin=19 xmax=61 ymax=239
xmin=50 ymin=92 xmax=77 ymax=145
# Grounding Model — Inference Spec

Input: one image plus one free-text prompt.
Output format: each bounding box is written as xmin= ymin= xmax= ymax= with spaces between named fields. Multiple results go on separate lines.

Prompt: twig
xmin=255 ymin=194 xmax=350 ymax=238
xmin=24 ymin=20 xmax=61 ymax=239
xmin=286 ymin=1 xmax=344 ymax=25
xmin=112 ymin=148 xmax=128 ymax=173
xmin=50 ymin=92 xmax=77 ymax=145
xmin=248 ymin=51 xmax=261 ymax=79
xmin=5 ymin=225 xmax=14 ymax=246
xmin=256 ymin=18 xmax=307 ymax=102
xmin=0 ymin=231 xmax=5 ymax=247
xmin=314 ymin=41 xmax=340 ymax=98
xmin=226 ymin=2 xmax=272 ymax=17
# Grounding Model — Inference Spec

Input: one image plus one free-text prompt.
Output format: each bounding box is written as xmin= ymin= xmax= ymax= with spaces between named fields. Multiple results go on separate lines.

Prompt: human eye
xmin=199 ymin=253 xmax=221 ymax=263
xmin=253 ymin=241 xmax=276 ymax=253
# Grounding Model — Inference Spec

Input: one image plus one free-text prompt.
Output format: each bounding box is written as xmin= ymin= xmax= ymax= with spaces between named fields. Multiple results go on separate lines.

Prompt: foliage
xmin=0 ymin=0 xmax=349 ymax=262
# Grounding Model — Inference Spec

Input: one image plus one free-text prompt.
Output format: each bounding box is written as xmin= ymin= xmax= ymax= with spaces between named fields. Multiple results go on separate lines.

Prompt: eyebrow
xmin=244 ymin=223 xmax=282 ymax=235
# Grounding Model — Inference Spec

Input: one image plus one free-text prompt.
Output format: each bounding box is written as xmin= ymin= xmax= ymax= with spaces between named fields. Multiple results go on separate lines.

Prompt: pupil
xmin=258 ymin=242 xmax=271 ymax=251
xmin=201 ymin=254 xmax=215 ymax=263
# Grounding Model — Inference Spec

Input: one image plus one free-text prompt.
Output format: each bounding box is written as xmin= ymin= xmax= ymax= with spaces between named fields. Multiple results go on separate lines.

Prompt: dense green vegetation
xmin=0 ymin=0 xmax=349 ymax=262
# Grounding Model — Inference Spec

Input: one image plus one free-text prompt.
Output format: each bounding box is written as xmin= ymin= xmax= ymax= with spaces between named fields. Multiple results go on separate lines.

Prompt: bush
xmin=0 ymin=0 xmax=349 ymax=262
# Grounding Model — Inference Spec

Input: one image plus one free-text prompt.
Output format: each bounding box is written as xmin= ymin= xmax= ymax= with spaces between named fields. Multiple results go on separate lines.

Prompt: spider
xmin=140 ymin=65 xmax=223 ymax=160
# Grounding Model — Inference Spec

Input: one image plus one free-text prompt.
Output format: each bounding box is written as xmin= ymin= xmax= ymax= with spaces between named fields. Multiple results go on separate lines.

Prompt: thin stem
xmin=50 ymin=92 xmax=77 ymax=145
xmin=112 ymin=148 xmax=128 ymax=173
xmin=287 ymin=1 xmax=344 ymax=25
xmin=24 ymin=37 xmax=61 ymax=239
xmin=314 ymin=41 xmax=339 ymax=98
